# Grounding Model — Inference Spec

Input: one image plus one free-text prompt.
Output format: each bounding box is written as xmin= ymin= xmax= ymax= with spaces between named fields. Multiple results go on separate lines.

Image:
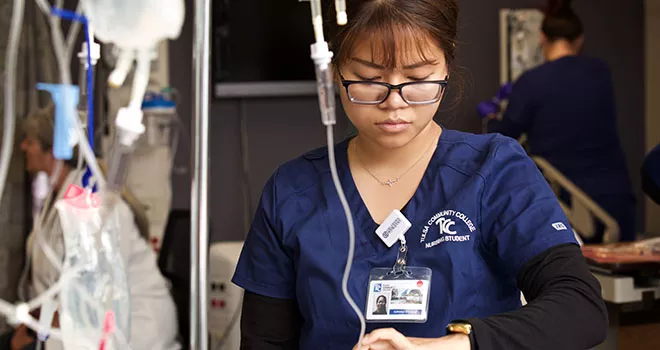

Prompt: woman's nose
xmin=379 ymin=89 xmax=408 ymax=110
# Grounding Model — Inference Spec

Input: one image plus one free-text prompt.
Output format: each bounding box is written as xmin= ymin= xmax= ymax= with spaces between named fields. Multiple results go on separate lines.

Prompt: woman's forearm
xmin=467 ymin=244 xmax=608 ymax=350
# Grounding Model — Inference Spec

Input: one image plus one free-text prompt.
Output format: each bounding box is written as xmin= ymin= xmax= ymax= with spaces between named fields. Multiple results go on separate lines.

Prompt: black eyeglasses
xmin=340 ymin=74 xmax=449 ymax=105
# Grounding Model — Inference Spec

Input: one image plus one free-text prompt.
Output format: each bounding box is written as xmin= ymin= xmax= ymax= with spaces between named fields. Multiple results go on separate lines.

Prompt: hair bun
xmin=545 ymin=0 xmax=573 ymax=16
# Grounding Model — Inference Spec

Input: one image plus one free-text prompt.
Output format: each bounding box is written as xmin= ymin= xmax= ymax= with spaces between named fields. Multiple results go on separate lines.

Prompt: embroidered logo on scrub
xmin=420 ymin=210 xmax=476 ymax=249
xmin=552 ymin=222 xmax=568 ymax=231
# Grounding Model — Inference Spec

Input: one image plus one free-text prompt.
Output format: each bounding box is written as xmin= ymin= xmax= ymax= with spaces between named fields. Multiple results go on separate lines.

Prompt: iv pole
xmin=191 ymin=0 xmax=211 ymax=348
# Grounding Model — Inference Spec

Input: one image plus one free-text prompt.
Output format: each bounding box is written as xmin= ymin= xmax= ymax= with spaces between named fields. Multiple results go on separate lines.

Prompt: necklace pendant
xmin=384 ymin=179 xmax=396 ymax=187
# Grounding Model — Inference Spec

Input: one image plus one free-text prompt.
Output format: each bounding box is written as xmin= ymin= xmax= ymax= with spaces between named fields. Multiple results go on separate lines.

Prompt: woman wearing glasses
xmin=232 ymin=0 xmax=607 ymax=349
xmin=488 ymin=0 xmax=636 ymax=244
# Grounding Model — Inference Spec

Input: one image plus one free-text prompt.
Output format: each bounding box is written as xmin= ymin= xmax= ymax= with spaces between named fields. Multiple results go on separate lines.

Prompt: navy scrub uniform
xmin=488 ymin=55 xmax=636 ymax=243
xmin=642 ymin=144 xmax=660 ymax=204
xmin=232 ymin=130 xmax=578 ymax=349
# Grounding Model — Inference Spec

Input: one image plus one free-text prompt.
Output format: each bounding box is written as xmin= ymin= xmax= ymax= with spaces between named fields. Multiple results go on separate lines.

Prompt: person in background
xmin=642 ymin=144 xmax=660 ymax=205
xmin=487 ymin=0 xmax=636 ymax=243
xmin=2 ymin=103 xmax=180 ymax=350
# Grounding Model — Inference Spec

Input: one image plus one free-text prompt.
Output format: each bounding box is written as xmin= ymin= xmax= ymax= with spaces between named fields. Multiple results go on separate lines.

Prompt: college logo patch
xmin=552 ymin=222 xmax=568 ymax=231
xmin=420 ymin=210 xmax=476 ymax=249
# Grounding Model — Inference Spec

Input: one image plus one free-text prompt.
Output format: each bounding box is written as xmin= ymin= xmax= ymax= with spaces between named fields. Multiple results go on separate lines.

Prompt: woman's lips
xmin=376 ymin=120 xmax=411 ymax=133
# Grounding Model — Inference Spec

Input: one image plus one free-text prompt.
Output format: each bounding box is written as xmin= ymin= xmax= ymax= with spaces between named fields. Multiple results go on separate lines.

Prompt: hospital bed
xmin=532 ymin=156 xmax=621 ymax=244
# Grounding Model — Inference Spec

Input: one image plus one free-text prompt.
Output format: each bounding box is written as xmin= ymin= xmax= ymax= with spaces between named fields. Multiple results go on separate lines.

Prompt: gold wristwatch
xmin=446 ymin=321 xmax=475 ymax=350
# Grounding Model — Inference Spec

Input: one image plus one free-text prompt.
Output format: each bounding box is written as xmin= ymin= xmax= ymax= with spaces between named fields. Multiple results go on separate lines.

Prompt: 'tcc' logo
xmin=435 ymin=217 xmax=457 ymax=235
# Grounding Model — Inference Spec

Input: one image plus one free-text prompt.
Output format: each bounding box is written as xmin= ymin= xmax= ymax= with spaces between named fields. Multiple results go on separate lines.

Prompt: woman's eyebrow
xmin=350 ymin=57 xmax=385 ymax=69
xmin=350 ymin=57 xmax=439 ymax=69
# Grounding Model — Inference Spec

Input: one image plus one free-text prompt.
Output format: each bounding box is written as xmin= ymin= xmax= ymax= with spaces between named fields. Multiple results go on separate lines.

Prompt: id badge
xmin=365 ymin=267 xmax=432 ymax=323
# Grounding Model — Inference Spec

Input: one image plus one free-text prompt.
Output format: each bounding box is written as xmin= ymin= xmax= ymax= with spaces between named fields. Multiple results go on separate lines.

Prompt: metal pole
xmin=191 ymin=0 xmax=211 ymax=348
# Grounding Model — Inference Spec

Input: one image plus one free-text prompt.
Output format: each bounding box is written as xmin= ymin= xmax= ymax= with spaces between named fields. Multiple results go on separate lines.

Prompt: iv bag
xmin=80 ymin=0 xmax=185 ymax=49
xmin=55 ymin=185 xmax=130 ymax=349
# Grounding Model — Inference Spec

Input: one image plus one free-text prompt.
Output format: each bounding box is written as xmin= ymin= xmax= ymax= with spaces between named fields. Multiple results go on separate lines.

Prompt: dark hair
xmin=326 ymin=0 xmax=459 ymax=69
xmin=541 ymin=0 xmax=583 ymax=42
xmin=376 ymin=295 xmax=387 ymax=303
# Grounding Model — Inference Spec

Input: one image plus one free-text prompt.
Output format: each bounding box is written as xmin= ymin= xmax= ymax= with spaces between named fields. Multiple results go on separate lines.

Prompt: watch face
xmin=448 ymin=323 xmax=472 ymax=335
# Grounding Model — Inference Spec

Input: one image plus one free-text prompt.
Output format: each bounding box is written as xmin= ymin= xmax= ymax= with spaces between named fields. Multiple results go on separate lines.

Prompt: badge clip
xmin=392 ymin=236 xmax=409 ymax=275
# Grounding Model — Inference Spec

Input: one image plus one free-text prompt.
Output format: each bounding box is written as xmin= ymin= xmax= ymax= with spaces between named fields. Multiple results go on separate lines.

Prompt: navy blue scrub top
xmin=645 ymin=145 xmax=660 ymax=188
xmin=232 ymin=129 xmax=578 ymax=349
xmin=488 ymin=56 xmax=633 ymax=201
xmin=643 ymin=144 xmax=660 ymax=204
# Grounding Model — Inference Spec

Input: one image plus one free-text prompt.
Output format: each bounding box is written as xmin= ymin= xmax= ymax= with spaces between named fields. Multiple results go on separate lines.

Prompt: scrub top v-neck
xmin=232 ymin=129 xmax=577 ymax=350
xmin=339 ymin=132 xmax=436 ymax=255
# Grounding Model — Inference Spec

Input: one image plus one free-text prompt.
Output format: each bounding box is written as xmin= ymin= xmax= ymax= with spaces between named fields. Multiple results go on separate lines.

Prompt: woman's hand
xmin=352 ymin=328 xmax=471 ymax=350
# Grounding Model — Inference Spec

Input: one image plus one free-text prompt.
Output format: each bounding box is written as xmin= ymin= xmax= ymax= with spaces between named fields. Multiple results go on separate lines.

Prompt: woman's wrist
xmin=423 ymin=333 xmax=470 ymax=350
xmin=446 ymin=320 xmax=475 ymax=350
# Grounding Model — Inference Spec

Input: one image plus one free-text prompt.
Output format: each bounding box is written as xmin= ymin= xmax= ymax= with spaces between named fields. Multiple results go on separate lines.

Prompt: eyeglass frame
xmin=339 ymin=73 xmax=449 ymax=105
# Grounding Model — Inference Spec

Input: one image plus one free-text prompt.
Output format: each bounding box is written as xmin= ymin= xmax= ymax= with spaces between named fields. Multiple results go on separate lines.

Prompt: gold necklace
xmin=354 ymin=132 xmax=439 ymax=187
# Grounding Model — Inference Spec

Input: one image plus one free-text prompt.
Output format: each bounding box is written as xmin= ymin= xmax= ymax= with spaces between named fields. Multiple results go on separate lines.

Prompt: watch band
xmin=446 ymin=320 xmax=476 ymax=350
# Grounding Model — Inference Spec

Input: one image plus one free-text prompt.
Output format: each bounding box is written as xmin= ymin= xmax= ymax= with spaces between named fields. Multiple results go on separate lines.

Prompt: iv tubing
xmin=129 ymin=49 xmax=152 ymax=110
xmin=33 ymin=162 xmax=65 ymax=274
xmin=0 ymin=300 xmax=13 ymax=321
xmin=307 ymin=1 xmax=365 ymax=346
xmin=31 ymin=153 xmax=62 ymax=350
xmin=310 ymin=0 xmax=325 ymax=43
xmin=1 ymin=3 xmax=131 ymax=347
xmin=27 ymin=5 xmax=103 ymax=284
xmin=108 ymin=50 xmax=134 ymax=88
xmin=26 ymin=268 xmax=80 ymax=310
xmin=16 ymin=2 xmax=131 ymax=346
xmin=0 ymin=0 xmax=24 ymax=203
xmin=84 ymin=20 xmax=94 ymax=152
xmin=49 ymin=7 xmax=95 ymax=153
xmin=33 ymin=161 xmax=64 ymax=274
xmin=15 ymin=308 xmax=63 ymax=340
xmin=17 ymin=161 xmax=63 ymax=302
xmin=327 ymin=125 xmax=366 ymax=348
xmin=50 ymin=7 xmax=97 ymax=190
xmin=38 ymin=0 xmax=106 ymax=190
xmin=35 ymin=0 xmax=48 ymax=15
xmin=64 ymin=2 xmax=84 ymax=63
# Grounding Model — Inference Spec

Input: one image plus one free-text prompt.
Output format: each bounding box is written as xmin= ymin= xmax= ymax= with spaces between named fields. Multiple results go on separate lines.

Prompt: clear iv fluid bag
xmin=55 ymin=185 xmax=130 ymax=349
xmin=80 ymin=0 xmax=185 ymax=49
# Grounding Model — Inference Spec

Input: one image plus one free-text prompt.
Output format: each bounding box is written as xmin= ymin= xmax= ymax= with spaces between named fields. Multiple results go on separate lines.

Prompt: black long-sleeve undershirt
xmin=467 ymin=243 xmax=607 ymax=350
xmin=240 ymin=291 xmax=302 ymax=349
xmin=239 ymin=244 xmax=608 ymax=350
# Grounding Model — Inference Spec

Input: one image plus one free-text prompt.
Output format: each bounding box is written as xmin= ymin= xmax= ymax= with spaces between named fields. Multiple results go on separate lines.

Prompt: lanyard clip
xmin=393 ymin=237 xmax=408 ymax=273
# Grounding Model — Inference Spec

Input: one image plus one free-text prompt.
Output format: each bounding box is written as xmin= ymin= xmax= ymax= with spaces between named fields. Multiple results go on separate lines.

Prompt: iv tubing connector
xmin=311 ymin=42 xmax=336 ymax=126
xmin=337 ymin=11 xmax=348 ymax=25
xmin=115 ymin=107 xmax=145 ymax=146
xmin=335 ymin=0 xmax=348 ymax=25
